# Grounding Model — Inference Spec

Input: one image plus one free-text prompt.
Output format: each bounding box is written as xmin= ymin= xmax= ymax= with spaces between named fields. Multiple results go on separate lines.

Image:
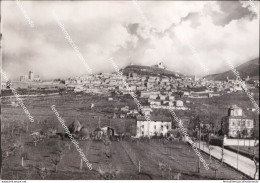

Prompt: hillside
xmin=121 ymin=65 xmax=182 ymax=78
xmin=204 ymin=58 xmax=259 ymax=81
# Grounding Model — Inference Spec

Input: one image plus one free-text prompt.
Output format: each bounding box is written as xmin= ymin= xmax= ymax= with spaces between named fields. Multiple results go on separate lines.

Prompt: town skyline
xmin=5 ymin=56 xmax=259 ymax=82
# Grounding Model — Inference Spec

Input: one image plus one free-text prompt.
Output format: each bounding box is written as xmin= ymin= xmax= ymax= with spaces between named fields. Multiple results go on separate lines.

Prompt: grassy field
xmin=1 ymin=93 xmax=251 ymax=180
xmin=188 ymin=90 xmax=259 ymax=119
xmin=226 ymin=146 xmax=259 ymax=160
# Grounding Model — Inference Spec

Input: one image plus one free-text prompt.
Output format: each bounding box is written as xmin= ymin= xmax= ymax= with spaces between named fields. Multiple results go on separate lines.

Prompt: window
xmin=154 ymin=125 xmax=156 ymax=129
xmin=161 ymin=125 xmax=163 ymax=129
xmin=247 ymin=121 xmax=253 ymax=128
xmin=166 ymin=126 xmax=169 ymax=130
xmin=142 ymin=131 xmax=144 ymax=135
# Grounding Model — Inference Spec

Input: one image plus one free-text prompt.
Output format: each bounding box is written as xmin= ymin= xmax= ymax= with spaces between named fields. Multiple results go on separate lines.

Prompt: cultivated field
xmin=1 ymin=93 xmax=250 ymax=180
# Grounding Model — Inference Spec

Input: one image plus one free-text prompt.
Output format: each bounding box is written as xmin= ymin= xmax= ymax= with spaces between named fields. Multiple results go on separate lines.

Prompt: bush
xmin=123 ymin=133 xmax=131 ymax=141
xmin=140 ymin=137 xmax=150 ymax=142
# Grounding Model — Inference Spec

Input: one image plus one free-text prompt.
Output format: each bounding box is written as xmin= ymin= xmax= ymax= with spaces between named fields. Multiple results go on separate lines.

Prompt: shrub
xmin=98 ymin=164 xmax=120 ymax=180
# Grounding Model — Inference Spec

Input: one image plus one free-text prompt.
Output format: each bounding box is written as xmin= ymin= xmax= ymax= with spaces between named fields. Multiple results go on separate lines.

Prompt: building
xmin=29 ymin=71 xmax=34 ymax=80
xmin=20 ymin=71 xmax=40 ymax=82
xmin=121 ymin=106 xmax=129 ymax=112
xmin=175 ymin=100 xmax=184 ymax=107
xmin=1 ymin=81 xmax=7 ymax=89
xmin=108 ymin=97 xmax=113 ymax=101
xmin=221 ymin=105 xmax=254 ymax=138
xmin=141 ymin=106 xmax=153 ymax=116
xmin=101 ymin=126 xmax=117 ymax=137
xmin=20 ymin=75 xmax=29 ymax=81
xmin=153 ymin=62 xmax=166 ymax=69
xmin=169 ymin=96 xmax=175 ymax=101
xmin=136 ymin=116 xmax=172 ymax=138
xmin=33 ymin=75 xmax=41 ymax=82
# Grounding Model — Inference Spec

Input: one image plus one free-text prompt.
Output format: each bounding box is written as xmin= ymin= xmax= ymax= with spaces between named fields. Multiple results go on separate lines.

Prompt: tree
xmin=208 ymin=113 xmax=219 ymax=134
xmin=98 ymin=164 xmax=120 ymax=180
xmin=35 ymin=165 xmax=50 ymax=180
xmin=158 ymin=162 xmax=181 ymax=180
xmin=31 ymin=132 xmax=41 ymax=147
xmin=206 ymin=132 xmax=213 ymax=161
xmin=51 ymin=152 xmax=64 ymax=172
xmin=237 ymin=130 xmax=242 ymax=139
xmin=50 ymin=141 xmax=65 ymax=172
xmin=252 ymin=127 xmax=259 ymax=140
xmin=218 ymin=119 xmax=229 ymax=137
xmin=158 ymin=161 xmax=167 ymax=177
xmin=209 ymin=159 xmax=221 ymax=179
xmin=103 ymin=134 xmax=112 ymax=159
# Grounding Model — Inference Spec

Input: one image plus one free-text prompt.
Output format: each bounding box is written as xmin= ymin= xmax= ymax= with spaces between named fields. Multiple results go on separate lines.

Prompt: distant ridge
xmin=121 ymin=65 xmax=182 ymax=78
xmin=204 ymin=58 xmax=259 ymax=81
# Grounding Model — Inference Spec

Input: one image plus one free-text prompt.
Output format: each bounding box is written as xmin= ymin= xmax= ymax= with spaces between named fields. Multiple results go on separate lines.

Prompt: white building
xmin=175 ymin=100 xmax=184 ymax=107
xmin=121 ymin=106 xmax=129 ymax=112
xmin=169 ymin=96 xmax=175 ymax=101
xmin=153 ymin=62 xmax=166 ymax=69
xmin=20 ymin=75 xmax=27 ymax=81
xmin=149 ymin=94 xmax=158 ymax=100
xmin=20 ymin=71 xmax=40 ymax=82
xmin=74 ymin=85 xmax=84 ymax=92
xmin=136 ymin=116 xmax=172 ymax=137
xmin=160 ymin=95 xmax=167 ymax=100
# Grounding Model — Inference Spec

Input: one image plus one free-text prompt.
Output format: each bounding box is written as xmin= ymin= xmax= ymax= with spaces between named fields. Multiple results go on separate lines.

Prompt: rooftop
xmin=229 ymin=104 xmax=241 ymax=109
xmin=136 ymin=116 xmax=172 ymax=122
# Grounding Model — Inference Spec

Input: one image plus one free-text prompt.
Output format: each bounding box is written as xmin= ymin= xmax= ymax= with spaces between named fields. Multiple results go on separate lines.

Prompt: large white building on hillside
xmin=136 ymin=116 xmax=172 ymax=138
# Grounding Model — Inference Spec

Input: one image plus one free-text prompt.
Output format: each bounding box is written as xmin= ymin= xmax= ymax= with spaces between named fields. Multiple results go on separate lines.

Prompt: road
xmin=196 ymin=141 xmax=258 ymax=179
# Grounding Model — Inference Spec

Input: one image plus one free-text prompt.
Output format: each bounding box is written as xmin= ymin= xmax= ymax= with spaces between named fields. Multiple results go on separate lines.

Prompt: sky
xmin=1 ymin=0 xmax=259 ymax=80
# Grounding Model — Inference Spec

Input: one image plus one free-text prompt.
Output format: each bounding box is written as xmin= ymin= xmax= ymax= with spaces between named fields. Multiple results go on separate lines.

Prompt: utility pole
xmin=237 ymin=136 xmax=239 ymax=169
xmin=221 ymin=135 xmax=224 ymax=165
xmin=198 ymin=123 xmax=201 ymax=173
xmin=148 ymin=119 xmax=150 ymax=139
xmin=203 ymin=135 xmax=204 ymax=151
xmin=80 ymin=159 xmax=83 ymax=170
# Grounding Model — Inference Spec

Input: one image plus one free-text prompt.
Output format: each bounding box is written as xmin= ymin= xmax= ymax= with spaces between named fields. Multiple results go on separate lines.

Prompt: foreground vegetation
xmin=1 ymin=92 xmax=254 ymax=179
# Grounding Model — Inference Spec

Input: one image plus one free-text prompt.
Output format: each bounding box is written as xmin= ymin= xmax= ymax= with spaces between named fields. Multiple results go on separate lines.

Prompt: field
xmin=226 ymin=146 xmax=259 ymax=160
xmin=189 ymin=90 xmax=259 ymax=119
xmin=1 ymin=93 xmax=250 ymax=180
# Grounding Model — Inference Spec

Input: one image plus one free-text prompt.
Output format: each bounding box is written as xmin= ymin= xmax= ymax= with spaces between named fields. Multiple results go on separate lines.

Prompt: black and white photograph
xmin=0 ymin=0 xmax=259 ymax=181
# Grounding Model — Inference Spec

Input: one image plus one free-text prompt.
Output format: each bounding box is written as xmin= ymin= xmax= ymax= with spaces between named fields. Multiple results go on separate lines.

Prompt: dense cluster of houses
xmin=65 ymin=72 xmax=257 ymax=97
xmin=63 ymin=71 xmax=258 ymax=113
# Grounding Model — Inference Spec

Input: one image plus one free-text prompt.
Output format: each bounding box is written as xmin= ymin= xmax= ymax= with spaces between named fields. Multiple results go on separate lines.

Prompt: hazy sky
xmin=2 ymin=1 xmax=259 ymax=80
